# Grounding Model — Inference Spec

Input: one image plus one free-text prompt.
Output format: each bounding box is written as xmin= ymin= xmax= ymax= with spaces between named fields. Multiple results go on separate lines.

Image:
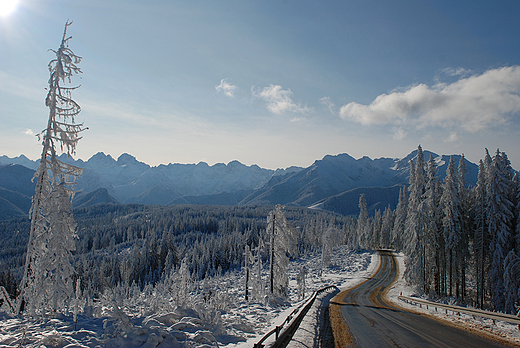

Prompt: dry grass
xmin=329 ymin=292 xmax=356 ymax=348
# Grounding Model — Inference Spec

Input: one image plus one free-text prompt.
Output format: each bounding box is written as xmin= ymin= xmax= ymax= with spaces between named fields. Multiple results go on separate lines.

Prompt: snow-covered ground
xmin=386 ymin=253 xmax=520 ymax=347
xmin=0 ymin=246 xmax=376 ymax=348
xmin=2 ymin=250 xmax=518 ymax=347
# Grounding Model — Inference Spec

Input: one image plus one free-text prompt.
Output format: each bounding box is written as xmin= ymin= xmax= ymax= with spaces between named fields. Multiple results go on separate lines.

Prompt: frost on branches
xmin=267 ymin=205 xmax=296 ymax=300
xmin=18 ymin=21 xmax=86 ymax=315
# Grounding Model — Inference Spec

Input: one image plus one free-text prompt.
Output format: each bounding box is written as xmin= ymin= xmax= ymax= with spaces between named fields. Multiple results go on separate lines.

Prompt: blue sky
xmin=1 ymin=0 xmax=520 ymax=170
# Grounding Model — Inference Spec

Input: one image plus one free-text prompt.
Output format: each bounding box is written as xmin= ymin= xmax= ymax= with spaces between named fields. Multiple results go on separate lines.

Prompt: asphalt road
xmin=332 ymin=250 xmax=512 ymax=347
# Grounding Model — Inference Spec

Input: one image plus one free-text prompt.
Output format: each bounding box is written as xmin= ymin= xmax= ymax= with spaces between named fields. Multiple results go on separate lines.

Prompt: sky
xmin=1 ymin=0 xmax=520 ymax=170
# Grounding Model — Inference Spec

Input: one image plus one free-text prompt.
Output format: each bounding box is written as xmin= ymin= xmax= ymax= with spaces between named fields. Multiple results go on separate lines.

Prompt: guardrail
xmin=399 ymin=295 xmax=520 ymax=329
xmin=253 ymin=285 xmax=337 ymax=348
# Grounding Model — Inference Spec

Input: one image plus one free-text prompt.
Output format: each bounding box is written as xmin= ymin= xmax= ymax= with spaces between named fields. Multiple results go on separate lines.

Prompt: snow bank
xmin=0 ymin=246 xmax=374 ymax=348
xmin=225 ymin=247 xmax=374 ymax=348
xmin=286 ymin=287 xmax=339 ymax=348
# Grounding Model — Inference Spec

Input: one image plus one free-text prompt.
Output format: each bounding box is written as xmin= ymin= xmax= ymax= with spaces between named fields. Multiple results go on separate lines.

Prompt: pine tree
xmin=356 ymin=194 xmax=368 ymax=248
xmin=321 ymin=224 xmax=337 ymax=271
xmin=403 ymin=146 xmax=428 ymax=291
xmin=18 ymin=21 xmax=86 ymax=314
xmin=440 ymin=155 xmax=461 ymax=298
xmin=380 ymin=205 xmax=394 ymax=249
xmin=391 ymin=186 xmax=408 ymax=250
xmin=244 ymin=245 xmax=252 ymax=301
xmin=487 ymin=150 xmax=514 ymax=311
xmin=297 ymin=266 xmax=306 ymax=301
xmin=267 ymin=205 xmax=296 ymax=299
xmin=425 ymin=155 xmax=441 ymax=295
xmin=457 ymin=155 xmax=471 ymax=300
xmin=474 ymin=159 xmax=488 ymax=308
xmin=503 ymin=250 xmax=520 ymax=314
xmin=372 ymin=210 xmax=382 ymax=249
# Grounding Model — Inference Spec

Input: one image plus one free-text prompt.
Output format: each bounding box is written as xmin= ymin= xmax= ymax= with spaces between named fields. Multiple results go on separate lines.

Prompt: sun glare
xmin=0 ymin=0 xmax=18 ymax=16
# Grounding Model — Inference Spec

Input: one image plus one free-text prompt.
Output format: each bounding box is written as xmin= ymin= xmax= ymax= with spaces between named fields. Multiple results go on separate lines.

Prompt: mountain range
xmin=0 ymin=149 xmax=479 ymax=220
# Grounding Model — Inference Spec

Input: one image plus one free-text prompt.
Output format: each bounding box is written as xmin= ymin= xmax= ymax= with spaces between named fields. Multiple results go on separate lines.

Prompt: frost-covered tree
xmin=372 ymin=209 xmax=382 ymax=249
xmin=440 ymin=155 xmax=461 ymax=298
xmin=503 ymin=250 xmax=520 ymax=314
xmin=356 ymin=193 xmax=368 ymax=248
xmin=487 ymin=150 xmax=514 ymax=311
xmin=424 ymin=155 xmax=441 ymax=295
xmin=267 ymin=205 xmax=296 ymax=298
xmin=18 ymin=21 xmax=86 ymax=314
xmin=252 ymin=243 xmax=265 ymax=301
xmin=321 ymin=224 xmax=338 ymax=271
xmin=244 ymin=245 xmax=252 ymax=301
xmin=391 ymin=186 xmax=408 ymax=250
xmin=297 ymin=266 xmax=306 ymax=301
xmin=474 ymin=159 xmax=488 ymax=308
xmin=380 ymin=205 xmax=394 ymax=249
xmin=175 ymin=257 xmax=192 ymax=308
xmin=403 ymin=146 xmax=428 ymax=291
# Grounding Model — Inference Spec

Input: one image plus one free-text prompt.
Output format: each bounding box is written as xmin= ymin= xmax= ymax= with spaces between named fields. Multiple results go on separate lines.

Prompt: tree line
xmin=354 ymin=145 xmax=520 ymax=314
xmin=0 ymin=203 xmax=353 ymax=302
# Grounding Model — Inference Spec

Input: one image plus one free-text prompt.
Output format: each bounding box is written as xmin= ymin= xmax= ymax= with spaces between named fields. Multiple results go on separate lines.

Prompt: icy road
xmin=330 ymin=250 xmax=511 ymax=348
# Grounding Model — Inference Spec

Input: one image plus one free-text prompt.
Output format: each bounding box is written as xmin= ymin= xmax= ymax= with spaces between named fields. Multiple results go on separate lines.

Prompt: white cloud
xmin=320 ymin=96 xmax=335 ymax=113
xmin=441 ymin=67 xmax=472 ymax=77
xmin=254 ymin=84 xmax=309 ymax=114
xmin=339 ymin=66 xmax=520 ymax=132
xmin=445 ymin=132 xmax=458 ymax=142
xmin=23 ymin=129 xmax=35 ymax=136
xmin=215 ymin=78 xmax=236 ymax=98
xmin=392 ymin=127 xmax=407 ymax=140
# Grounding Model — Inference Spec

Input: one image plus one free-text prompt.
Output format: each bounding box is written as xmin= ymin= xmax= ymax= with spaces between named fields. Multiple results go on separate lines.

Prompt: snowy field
xmin=0 ymin=247 xmax=376 ymax=348
xmin=387 ymin=253 xmax=520 ymax=347
xmin=2 ymin=250 xmax=519 ymax=347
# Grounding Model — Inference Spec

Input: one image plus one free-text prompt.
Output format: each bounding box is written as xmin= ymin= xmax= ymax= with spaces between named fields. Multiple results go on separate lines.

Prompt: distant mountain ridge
xmin=0 ymin=149 xmax=479 ymax=220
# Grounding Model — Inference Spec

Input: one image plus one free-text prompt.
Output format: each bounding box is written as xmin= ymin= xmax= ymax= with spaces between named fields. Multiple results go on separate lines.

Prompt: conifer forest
xmin=354 ymin=145 xmax=520 ymax=315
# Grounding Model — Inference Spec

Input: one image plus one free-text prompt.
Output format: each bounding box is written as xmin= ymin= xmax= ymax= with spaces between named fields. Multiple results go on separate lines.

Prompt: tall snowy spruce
xmin=403 ymin=146 xmax=428 ymax=292
xmin=391 ymin=186 xmax=408 ymax=250
xmin=440 ymin=155 xmax=461 ymax=298
xmin=487 ymin=150 xmax=514 ymax=312
xmin=474 ymin=159 xmax=488 ymax=309
xmin=356 ymin=193 xmax=368 ymax=248
xmin=18 ymin=21 xmax=86 ymax=314
xmin=267 ymin=205 xmax=296 ymax=299
xmin=424 ymin=155 xmax=441 ymax=295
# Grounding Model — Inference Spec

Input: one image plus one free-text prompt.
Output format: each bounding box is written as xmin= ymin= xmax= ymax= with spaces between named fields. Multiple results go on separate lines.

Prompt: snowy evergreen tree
xmin=391 ymin=186 xmax=408 ymax=250
xmin=403 ymin=146 xmax=428 ymax=291
xmin=18 ymin=21 xmax=86 ymax=314
xmin=297 ymin=266 xmax=306 ymax=301
xmin=503 ymin=250 xmax=520 ymax=314
xmin=244 ymin=245 xmax=252 ymax=301
xmin=487 ymin=150 xmax=514 ymax=311
xmin=514 ymin=174 xmax=520 ymax=254
xmin=267 ymin=205 xmax=296 ymax=299
xmin=440 ymin=155 xmax=461 ymax=298
xmin=372 ymin=209 xmax=382 ymax=249
xmin=380 ymin=205 xmax=394 ymax=249
xmin=457 ymin=155 xmax=471 ymax=300
xmin=356 ymin=193 xmax=368 ymax=248
xmin=321 ymin=224 xmax=337 ymax=271
xmin=176 ymin=257 xmax=191 ymax=308
xmin=424 ymin=155 xmax=441 ymax=295
xmin=474 ymin=159 xmax=489 ymax=308
xmin=252 ymin=243 xmax=265 ymax=301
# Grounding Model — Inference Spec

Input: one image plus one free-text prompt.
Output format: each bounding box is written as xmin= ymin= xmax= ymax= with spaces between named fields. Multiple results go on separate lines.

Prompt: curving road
xmin=330 ymin=250 xmax=512 ymax=348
